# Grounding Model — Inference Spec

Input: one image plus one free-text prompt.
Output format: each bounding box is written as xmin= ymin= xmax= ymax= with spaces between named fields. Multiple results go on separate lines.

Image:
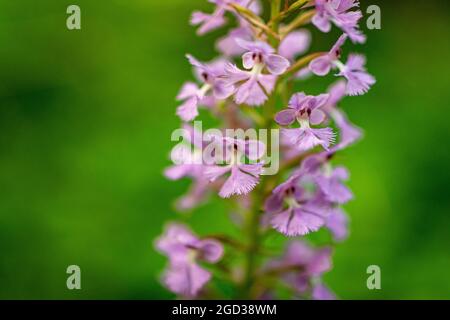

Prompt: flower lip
xmin=252 ymin=52 xmax=263 ymax=64
xmin=334 ymin=48 xmax=342 ymax=59
xmin=201 ymin=72 xmax=210 ymax=82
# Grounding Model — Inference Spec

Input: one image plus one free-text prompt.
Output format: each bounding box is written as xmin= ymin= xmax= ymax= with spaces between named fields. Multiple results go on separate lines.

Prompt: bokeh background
xmin=0 ymin=0 xmax=449 ymax=299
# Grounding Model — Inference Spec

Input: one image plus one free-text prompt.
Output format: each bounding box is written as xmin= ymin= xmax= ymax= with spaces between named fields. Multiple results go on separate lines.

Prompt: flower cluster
xmin=157 ymin=0 xmax=374 ymax=299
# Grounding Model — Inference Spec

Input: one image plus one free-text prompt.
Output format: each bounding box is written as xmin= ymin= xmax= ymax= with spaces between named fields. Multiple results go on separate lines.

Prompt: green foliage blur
xmin=0 ymin=0 xmax=449 ymax=299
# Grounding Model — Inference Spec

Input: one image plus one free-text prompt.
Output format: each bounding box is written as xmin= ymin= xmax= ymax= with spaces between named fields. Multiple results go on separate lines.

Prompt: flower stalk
xmin=157 ymin=0 xmax=375 ymax=300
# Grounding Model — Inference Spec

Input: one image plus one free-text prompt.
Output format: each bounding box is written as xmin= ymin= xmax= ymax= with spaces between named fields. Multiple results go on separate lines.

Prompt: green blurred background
xmin=0 ymin=0 xmax=449 ymax=299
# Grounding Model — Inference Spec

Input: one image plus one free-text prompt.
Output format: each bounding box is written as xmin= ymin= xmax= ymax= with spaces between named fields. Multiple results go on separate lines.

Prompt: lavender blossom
xmin=191 ymin=0 xmax=261 ymax=36
xmin=156 ymin=223 xmax=224 ymax=297
xmin=266 ymin=241 xmax=334 ymax=297
xmin=309 ymin=34 xmax=376 ymax=96
xmin=164 ymin=124 xmax=206 ymax=179
xmin=164 ymin=125 xmax=211 ymax=210
xmin=221 ymin=40 xmax=290 ymax=106
xmin=292 ymin=152 xmax=352 ymax=241
xmin=315 ymin=166 xmax=353 ymax=204
xmin=265 ymin=171 xmax=331 ymax=236
xmin=312 ymin=0 xmax=366 ymax=43
xmin=338 ymin=54 xmax=376 ymax=96
xmin=275 ymin=92 xmax=335 ymax=152
xmin=176 ymin=55 xmax=233 ymax=121
xmin=204 ymin=136 xmax=265 ymax=198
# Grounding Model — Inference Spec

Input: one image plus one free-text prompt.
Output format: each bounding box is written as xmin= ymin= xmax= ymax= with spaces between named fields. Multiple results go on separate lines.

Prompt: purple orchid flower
xmin=156 ymin=223 xmax=224 ymax=297
xmin=266 ymin=241 xmax=333 ymax=295
xmin=291 ymin=152 xmax=352 ymax=241
xmin=309 ymin=34 xmax=376 ymax=96
xmin=221 ymin=40 xmax=290 ymax=106
xmin=284 ymin=152 xmax=352 ymax=240
xmin=191 ymin=0 xmax=261 ymax=36
xmin=238 ymin=39 xmax=290 ymax=75
xmin=221 ymin=63 xmax=277 ymax=106
xmin=164 ymin=142 xmax=203 ymax=181
xmin=204 ymin=135 xmax=265 ymax=198
xmin=161 ymin=0 xmax=377 ymax=300
xmin=164 ymin=124 xmax=205 ymax=180
xmin=164 ymin=125 xmax=212 ymax=211
xmin=291 ymin=151 xmax=353 ymax=205
xmin=315 ymin=166 xmax=353 ymax=204
xmin=338 ymin=54 xmax=376 ymax=96
xmin=264 ymin=171 xmax=331 ymax=236
xmin=309 ymin=34 xmax=347 ymax=77
xmin=313 ymin=0 xmax=365 ymax=44
xmin=275 ymin=92 xmax=335 ymax=152
xmin=176 ymin=55 xmax=234 ymax=122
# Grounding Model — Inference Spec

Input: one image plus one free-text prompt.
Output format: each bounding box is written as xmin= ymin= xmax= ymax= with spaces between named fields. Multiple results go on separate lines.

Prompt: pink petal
xmin=239 ymin=163 xmax=264 ymax=176
xmin=312 ymin=284 xmax=336 ymax=300
xmin=177 ymin=82 xmax=199 ymax=100
xmin=275 ymin=109 xmax=297 ymax=126
xmin=213 ymin=80 xmax=234 ymax=100
xmin=164 ymin=165 xmax=193 ymax=181
xmin=176 ymin=96 xmax=199 ymax=122
xmin=312 ymin=13 xmax=332 ymax=33
xmin=311 ymin=93 xmax=330 ymax=109
xmin=236 ymin=39 xmax=274 ymax=54
xmin=344 ymin=70 xmax=376 ymax=96
xmin=288 ymin=92 xmax=307 ymax=109
xmin=265 ymin=54 xmax=290 ymax=75
xmin=235 ymin=78 xmax=267 ymax=106
xmin=282 ymin=127 xmax=335 ymax=152
xmin=264 ymin=193 xmax=284 ymax=214
xmin=330 ymin=34 xmax=348 ymax=58
xmin=278 ymin=30 xmax=311 ymax=60
xmin=258 ymin=74 xmax=277 ymax=94
xmin=326 ymin=80 xmax=347 ymax=107
xmin=346 ymin=54 xmax=366 ymax=70
xmin=204 ymin=165 xmax=231 ymax=182
xmin=309 ymin=56 xmax=332 ymax=76
xmin=191 ymin=9 xmax=227 ymax=36
xmin=326 ymin=207 xmax=349 ymax=242
xmin=164 ymin=263 xmax=211 ymax=297
xmin=270 ymin=208 xmax=325 ymax=236
xmin=310 ymin=109 xmax=326 ymax=125
xmin=332 ymin=109 xmax=363 ymax=148
xmin=242 ymin=51 xmax=256 ymax=69
xmin=306 ymin=248 xmax=332 ymax=275
xmin=198 ymin=239 xmax=224 ymax=263
xmin=223 ymin=62 xmax=250 ymax=84
xmin=219 ymin=166 xmax=259 ymax=198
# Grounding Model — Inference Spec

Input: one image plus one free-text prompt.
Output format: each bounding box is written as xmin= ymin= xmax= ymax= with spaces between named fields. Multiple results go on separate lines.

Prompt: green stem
xmin=240 ymin=190 xmax=262 ymax=298
xmin=239 ymin=0 xmax=282 ymax=299
xmin=269 ymin=0 xmax=310 ymax=26
xmin=269 ymin=0 xmax=281 ymax=46
xmin=280 ymin=9 xmax=315 ymax=37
